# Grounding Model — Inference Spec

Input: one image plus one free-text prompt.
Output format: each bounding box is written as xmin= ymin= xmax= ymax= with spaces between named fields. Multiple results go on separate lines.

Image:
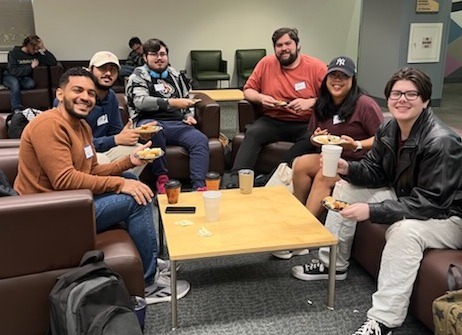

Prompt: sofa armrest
xmin=0 ymin=189 xmax=96 ymax=279
xmin=237 ymin=99 xmax=262 ymax=132
xmin=194 ymin=92 xmax=220 ymax=138
xmin=0 ymin=139 xmax=20 ymax=148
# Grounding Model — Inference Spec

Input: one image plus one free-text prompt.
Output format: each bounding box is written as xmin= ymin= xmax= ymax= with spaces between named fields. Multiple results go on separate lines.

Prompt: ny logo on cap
xmin=336 ymin=58 xmax=346 ymax=66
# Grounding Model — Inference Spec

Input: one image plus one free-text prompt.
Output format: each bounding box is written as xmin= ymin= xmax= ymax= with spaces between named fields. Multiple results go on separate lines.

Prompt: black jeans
xmin=231 ymin=116 xmax=316 ymax=173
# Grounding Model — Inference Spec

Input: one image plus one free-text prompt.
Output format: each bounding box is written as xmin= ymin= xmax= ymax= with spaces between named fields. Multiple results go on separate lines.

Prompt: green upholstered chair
xmin=190 ymin=50 xmax=230 ymax=89
xmin=235 ymin=49 xmax=266 ymax=88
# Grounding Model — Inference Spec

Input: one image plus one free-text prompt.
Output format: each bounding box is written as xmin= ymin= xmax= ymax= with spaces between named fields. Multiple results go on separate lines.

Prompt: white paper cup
xmin=322 ymin=144 xmax=343 ymax=177
xmin=203 ymin=191 xmax=222 ymax=221
xmin=238 ymin=169 xmax=254 ymax=194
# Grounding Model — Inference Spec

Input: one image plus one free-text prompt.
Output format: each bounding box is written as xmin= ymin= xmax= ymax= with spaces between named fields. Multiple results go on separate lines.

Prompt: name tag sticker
xmin=84 ymin=145 xmax=94 ymax=159
xmin=154 ymin=83 xmax=164 ymax=92
xmin=294 ymin=81 xmax=306 ymax=91
xmin=333 ymin=115 xmax=345 ymax=125
xmin=96 ymin=114 xmax=108 ymax=126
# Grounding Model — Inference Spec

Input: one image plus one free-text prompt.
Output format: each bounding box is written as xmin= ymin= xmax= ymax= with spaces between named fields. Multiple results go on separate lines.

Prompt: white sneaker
xmin=271 ymin=249 xmax=309 ymax=260
xmin=157 ymin=258 xmax=180 ymax=275
xmin=144 ymin=273 xmax=190 ymax=304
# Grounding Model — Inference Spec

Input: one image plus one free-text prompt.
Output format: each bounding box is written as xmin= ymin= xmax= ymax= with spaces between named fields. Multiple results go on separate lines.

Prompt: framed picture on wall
xmin=407 ymin=23 xmax=443 ymax=63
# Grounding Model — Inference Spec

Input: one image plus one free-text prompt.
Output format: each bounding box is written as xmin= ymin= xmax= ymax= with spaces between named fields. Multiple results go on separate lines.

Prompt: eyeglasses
xmin=389 ymin=90 xmax=420 ymax=101
xmin=147 ymin=52 xmax=168 ymax=58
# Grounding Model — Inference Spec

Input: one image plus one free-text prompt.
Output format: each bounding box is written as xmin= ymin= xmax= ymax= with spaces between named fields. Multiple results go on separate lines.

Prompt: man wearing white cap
xmin=86 ymin=51 xmax=149 ymax=176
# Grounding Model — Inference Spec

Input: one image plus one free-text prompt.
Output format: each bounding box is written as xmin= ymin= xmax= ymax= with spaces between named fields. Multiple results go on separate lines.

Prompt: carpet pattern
xmin=143 ymin=252 xmax=432 ymax=335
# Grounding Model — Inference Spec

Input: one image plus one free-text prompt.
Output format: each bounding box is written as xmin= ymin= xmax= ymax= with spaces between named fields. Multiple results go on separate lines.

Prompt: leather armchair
xmin=235 ymin=49 xmax=266 ymax=88
xmin=117 ymin=92 xmax=225 ymax=184
xmin=231 ymin=99 xmax=293 ymax=175
xmin=190 ymin=50 xmax=230 ymax=89
xmin=0 ymin=148 xmax=144 ymax=335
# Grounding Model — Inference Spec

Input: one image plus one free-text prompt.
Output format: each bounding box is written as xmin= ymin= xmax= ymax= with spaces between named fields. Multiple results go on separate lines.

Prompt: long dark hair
xmin=313 ymin=75 xmax=364 ymax=121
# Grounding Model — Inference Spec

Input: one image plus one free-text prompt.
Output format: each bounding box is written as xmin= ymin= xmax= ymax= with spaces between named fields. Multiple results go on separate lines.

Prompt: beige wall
xmin=3 ymin=0 xmax=362 ymax=87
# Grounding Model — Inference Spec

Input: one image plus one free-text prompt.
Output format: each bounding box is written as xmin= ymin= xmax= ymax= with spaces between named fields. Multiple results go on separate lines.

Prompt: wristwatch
xmin=354 ymin=140 xmax=363 ymax=152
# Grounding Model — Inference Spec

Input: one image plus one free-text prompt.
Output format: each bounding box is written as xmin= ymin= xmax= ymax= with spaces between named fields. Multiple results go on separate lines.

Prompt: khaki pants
xmin=96 ymin=144 xmax=145 ymax=177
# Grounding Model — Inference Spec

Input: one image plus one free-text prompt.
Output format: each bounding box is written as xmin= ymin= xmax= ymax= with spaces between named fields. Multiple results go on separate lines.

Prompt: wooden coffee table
xmin=157 ymin=185 xmax=338 ymax=329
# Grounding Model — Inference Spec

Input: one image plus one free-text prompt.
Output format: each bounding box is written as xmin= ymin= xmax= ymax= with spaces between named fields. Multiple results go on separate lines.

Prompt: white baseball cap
xmin=89 ymin=51 xmax=121 ymax=69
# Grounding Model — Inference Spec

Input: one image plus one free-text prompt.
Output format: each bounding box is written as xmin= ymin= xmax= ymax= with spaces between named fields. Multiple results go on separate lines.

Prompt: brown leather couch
xmin=231 ymin=99 xmax=294 ymax=175
xmin=117 ymin=92 xmax=225 ymax=183
xmin=0 ymin=147 xmax=144 ymax=335
xmin=351 ymin=125 xmax=462 ymax=332
xmin=0 ymin=64 xmax=65 ymax=114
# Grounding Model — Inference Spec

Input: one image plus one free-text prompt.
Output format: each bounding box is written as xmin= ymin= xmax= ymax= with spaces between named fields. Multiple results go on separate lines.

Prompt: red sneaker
xmin=156 ymin=174 xmax=169 ymax=194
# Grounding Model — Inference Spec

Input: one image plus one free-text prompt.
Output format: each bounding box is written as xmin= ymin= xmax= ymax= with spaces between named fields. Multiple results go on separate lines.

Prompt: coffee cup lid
xmin=165 ymin=179 xmax=181 ymax=189
xmin=206 ymin=171 xmax=220 ymax=180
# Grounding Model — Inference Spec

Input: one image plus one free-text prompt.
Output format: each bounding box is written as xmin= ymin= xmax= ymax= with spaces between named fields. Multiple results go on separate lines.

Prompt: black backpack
xmin=6 ymin=107 xmax=42 ymax=139
xmin=48 ymin=250 xmax=143 ymax=335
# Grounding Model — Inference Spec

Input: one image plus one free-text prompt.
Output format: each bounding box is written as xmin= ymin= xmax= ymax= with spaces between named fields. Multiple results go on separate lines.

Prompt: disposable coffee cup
xmin=165 ymin=179 xmax=181 ymax=204
xmin=202 ymin=191 xmax=222 ymax=221
xmin=238 ymin=169 xmax=254 ymax=194
xmin=321 ymin=144 xmax=343 ymax=177
xmin=205 ymin=171 xmax=221 ymax=190
xmin=132 ymin=296 xmax=147 ymax=331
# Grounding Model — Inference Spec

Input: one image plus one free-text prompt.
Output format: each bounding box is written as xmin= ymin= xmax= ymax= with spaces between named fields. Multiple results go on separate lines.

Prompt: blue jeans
xmin=3 ymin=75 xmax=36 ymax=110
xmin=139 ymin=119 xmax=209 ymax=188
xmin=93 ymin=181 xmax=158 ymax=286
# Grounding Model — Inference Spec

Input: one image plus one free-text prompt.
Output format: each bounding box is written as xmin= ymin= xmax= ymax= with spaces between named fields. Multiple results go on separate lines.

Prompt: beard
xmin=95 ymin=81 xmax=111 ymax=91
xmin=63 ymin=96 xmax=92 ymax=120
xmin=277 ymin=49 xmax=298 ymax=66
xmin=95 ymin=76 xmax=114 ymax=91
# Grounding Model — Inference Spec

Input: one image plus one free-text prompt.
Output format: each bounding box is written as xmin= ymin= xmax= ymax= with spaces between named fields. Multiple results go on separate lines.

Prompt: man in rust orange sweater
xmin=14 ymin=67 xmax=190 ymax=304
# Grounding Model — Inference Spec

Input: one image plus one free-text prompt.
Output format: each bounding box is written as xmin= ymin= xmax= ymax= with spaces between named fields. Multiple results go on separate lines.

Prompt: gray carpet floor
xmin=143 ymin=251 xmax=431 ymax=335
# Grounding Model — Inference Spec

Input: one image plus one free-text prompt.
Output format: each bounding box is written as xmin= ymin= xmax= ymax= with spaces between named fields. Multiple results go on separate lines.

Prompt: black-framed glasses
xmin=147 ymin=52 xmax=167 ymax=58
xmin=389 ymin=90 xmax=420 ymax=101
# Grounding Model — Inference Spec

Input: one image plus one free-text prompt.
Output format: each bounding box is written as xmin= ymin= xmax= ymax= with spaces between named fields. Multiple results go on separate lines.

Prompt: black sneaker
xmin=351 ymin=319 xmax=393 ymax=335
xmin=291 ymin=258 xmax=347 ymax=281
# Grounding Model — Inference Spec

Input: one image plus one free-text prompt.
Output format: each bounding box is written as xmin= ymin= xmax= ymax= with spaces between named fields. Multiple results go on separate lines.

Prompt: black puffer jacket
xmin=345 ymin=107 xmax=462 ymax=224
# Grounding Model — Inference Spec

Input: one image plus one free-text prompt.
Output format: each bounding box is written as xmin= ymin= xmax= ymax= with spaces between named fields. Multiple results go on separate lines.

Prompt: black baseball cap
xmin=327 ymin=56 xmax=356 ymax=77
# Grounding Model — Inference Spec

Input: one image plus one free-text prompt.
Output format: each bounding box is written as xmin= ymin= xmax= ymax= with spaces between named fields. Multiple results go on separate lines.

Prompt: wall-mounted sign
xmin=416 ymin=0 xmax=439 ymax=13
xmin=407 ymin=23 xmax=443 ymax=63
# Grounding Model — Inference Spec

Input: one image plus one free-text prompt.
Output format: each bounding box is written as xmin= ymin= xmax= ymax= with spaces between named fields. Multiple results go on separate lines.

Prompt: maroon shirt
xmin=308 ymin=95 xmax=384 ymax=161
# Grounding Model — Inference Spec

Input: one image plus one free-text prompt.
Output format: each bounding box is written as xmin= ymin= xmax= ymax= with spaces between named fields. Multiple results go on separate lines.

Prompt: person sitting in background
xmin=295 ymin=67 xmax=462 ymax=335
xmin=272 ymin=56 xmax=383 ymax=261
xmin=3 ymin=34 xmax=57 ymax=112
xmin=226 ymin=27 xmax=327 ymax=188
xmin=15 ymin=67 xmax=190 ymax=304
xmin=126 ymin=38 xmax=209 ymax=193
xmin=120 ymin=37 xmax=145 ymax=78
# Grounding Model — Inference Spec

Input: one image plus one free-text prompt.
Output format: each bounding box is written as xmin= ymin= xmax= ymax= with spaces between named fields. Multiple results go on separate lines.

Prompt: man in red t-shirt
xmin=228 ymin=27 xmax=327 ymax=187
